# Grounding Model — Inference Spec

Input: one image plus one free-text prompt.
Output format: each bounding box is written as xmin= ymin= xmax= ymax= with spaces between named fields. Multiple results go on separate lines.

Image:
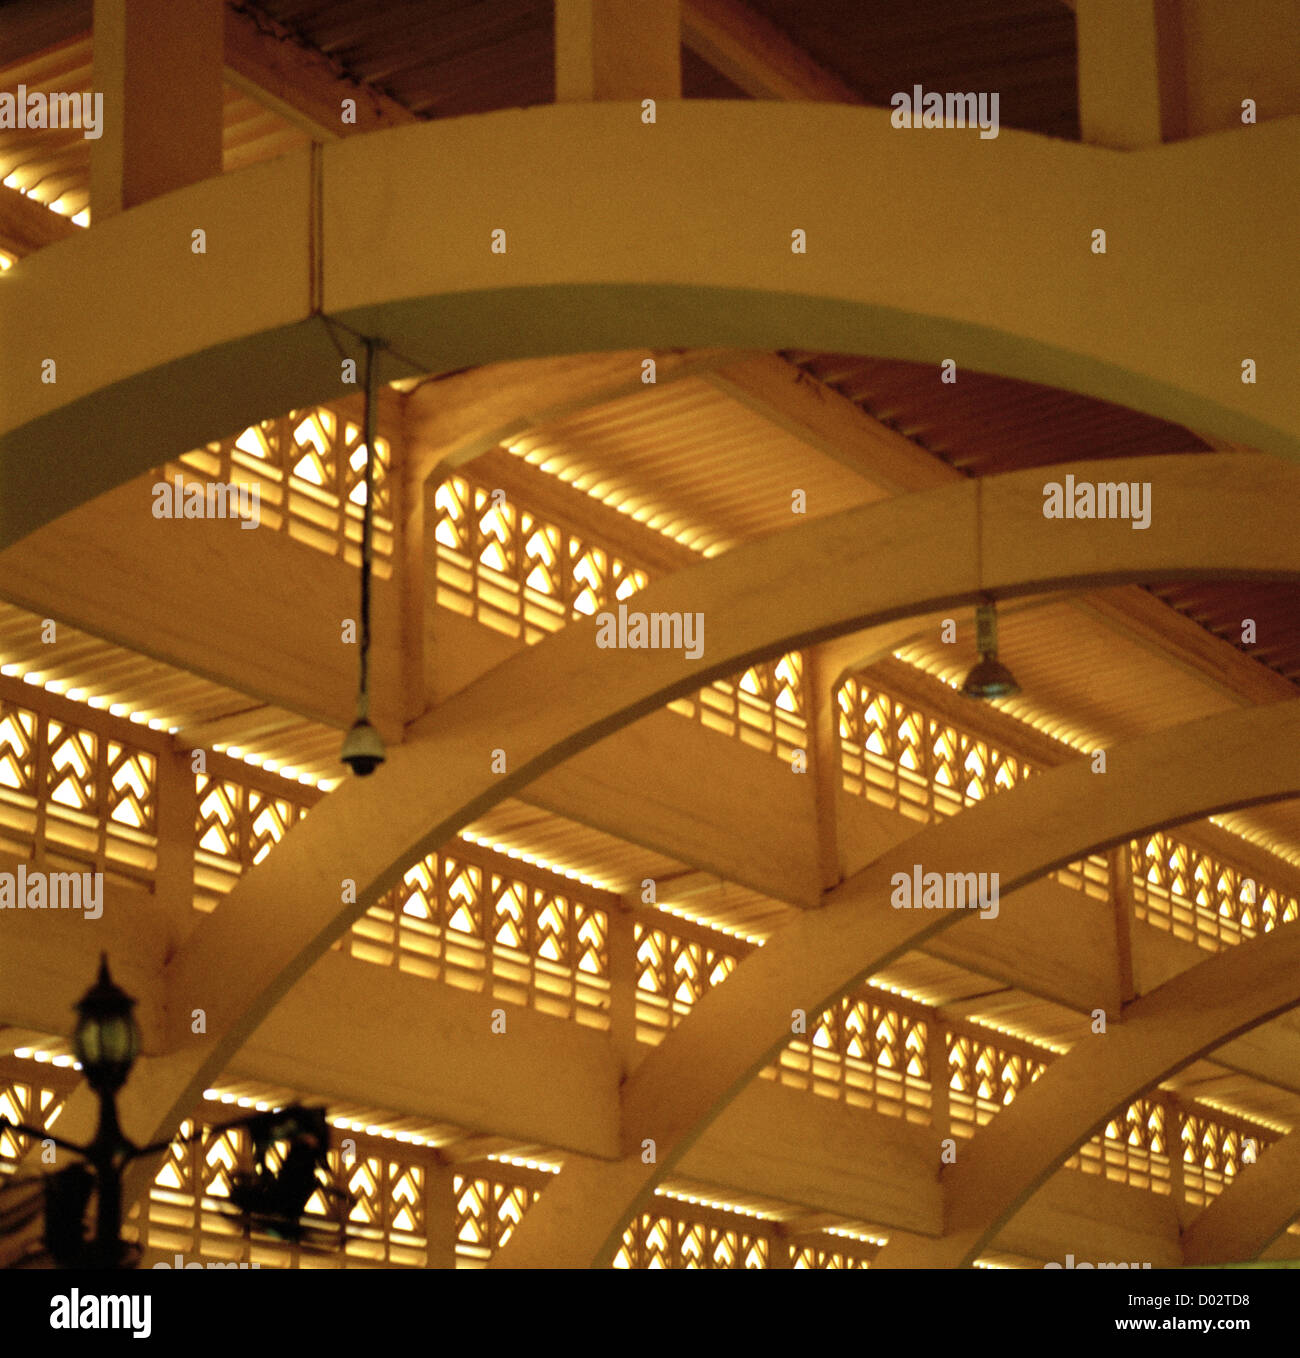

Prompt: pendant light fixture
xmin=962 ymin=599 xmax=1020 ymax=700
xmin=339 ymin=338 xmax=387 ymax=777
xmin=960 ymin=478 xmax=1020 ymax=700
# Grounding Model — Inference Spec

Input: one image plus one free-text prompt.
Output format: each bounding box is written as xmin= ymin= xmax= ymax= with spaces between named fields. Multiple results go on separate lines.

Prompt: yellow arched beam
xmin=80 ymin=453 xmax=1299 ymax=1219
xmin=1180 ymin=1132 xmax=1300 ymax=1265
xmin=491 ymin=698 xmax=1300 ymax=1268
xmin=2 ymin=105 xmax=1297 ymax=546
xmin=872 ymin=915 xmax=1300 ymax=1270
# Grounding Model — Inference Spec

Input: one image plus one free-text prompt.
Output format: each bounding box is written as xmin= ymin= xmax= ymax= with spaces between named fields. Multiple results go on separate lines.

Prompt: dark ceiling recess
xmin=785 ymin=350 xmax=1300 ymax=691
xmin=1146 ymin=582 xmax=1300 ymax=686
xmin=711 ymin=0 xmax=1081 ymax=138
xmin=783 ymin=352 xmax=1212 ymax=475
xmin=246 ymin=0 xmax=556 ymax=117
xmin=244 ymin=0 xmax=1080 ymax=132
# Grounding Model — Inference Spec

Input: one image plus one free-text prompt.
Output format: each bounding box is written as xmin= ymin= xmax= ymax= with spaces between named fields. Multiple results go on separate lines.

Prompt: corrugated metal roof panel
xmin=508 ymin=377 xmax=883 ymax=556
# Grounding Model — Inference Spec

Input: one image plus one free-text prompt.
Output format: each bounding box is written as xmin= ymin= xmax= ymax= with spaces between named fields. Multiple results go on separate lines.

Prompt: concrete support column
xmin=425 ymin=1162 xmax=458 ymax=1269
xmin=767 ymin=1227 xmax=795 ymax=1268
xmin=154 ymin=747 xmax=199 ymax=947
xmin=805 ymin=647 xmax=843 ymax=894
xmin=608 ymin=904 xmax=639 ymax=1072
xmin=395 ymin=406 xmax=426 ymax=724
xmin=1109 ymin=844 xmax=1137 ymax=1005
xmin=555 ymin=0 xmax=682 ymax=102
xmin=91 ymin=0 xmax=224 ymax=219
xmin=1075 ymin=0 xmax=1187 ymax=147
xmin=1167 ymin=1096 xmax=1190 ymax=1230
xmin=929 ymin=1019 xmax=953 ymax=1149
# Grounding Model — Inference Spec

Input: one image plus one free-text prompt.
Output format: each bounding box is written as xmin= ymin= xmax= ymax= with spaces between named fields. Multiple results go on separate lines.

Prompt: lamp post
xmin=72 ymin=954 xmax=141 ymax=1268
xmin=0 ymin=955 xmax=346 ymax=1267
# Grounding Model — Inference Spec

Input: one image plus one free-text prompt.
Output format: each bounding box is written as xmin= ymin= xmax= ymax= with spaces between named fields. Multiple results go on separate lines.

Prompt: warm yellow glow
xmin=489 ymin=1154 xmax=561 ymax=1174
xmin=457 ymin=830 xmax=610 ymax=890
xmin=506 ymin=440 xmax=712 ymax=556
xmin=651 ymin=901 xmax=763 ymax=947
xmin=654 ymin=1187 xmax=777 ymax=1221
xmin=826 ymin=1226 xmax=889 ymax=1245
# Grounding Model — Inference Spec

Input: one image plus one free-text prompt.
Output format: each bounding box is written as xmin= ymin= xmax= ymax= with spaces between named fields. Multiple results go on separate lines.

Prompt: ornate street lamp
xmin=0 ymin=956 xmax=346 ymax=1268
xmin=70 ymin=954 xmax=142 ymax=1267
xmin=73 ymin=954 xmax=141 ymax=1093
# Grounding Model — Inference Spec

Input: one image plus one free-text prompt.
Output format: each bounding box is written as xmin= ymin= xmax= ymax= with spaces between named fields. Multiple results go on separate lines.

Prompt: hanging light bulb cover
xmin=340 ymin=338 xmax=387 ymax=777
xmin=962 ymin=601 xmax=1021 ymax=700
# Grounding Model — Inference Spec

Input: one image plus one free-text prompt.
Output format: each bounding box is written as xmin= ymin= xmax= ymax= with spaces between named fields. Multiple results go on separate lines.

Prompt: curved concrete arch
xmin=871 ymin=916 xmax=1300 ymax=1270
xmin=74 ymin=453 xmax=1298 ymax=1217
xmin=1180 ymin=1132 xmax=1300 ymax=1266
xmin=3 ymin=106 xmax=1299 ymax=547
xmin=490 ymin=699 xmax=1300 ymax=1268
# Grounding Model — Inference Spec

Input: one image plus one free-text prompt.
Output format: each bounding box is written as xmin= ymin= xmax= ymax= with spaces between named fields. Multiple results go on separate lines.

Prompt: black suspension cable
xmin=358 ymin=337 xmax=378 ymax=723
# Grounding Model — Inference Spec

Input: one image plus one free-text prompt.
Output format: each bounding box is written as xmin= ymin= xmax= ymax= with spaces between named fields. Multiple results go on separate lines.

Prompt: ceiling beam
xmin=0 ymin=185 xmax=78 ymax=258
xmin=705 ymin=354 xmax=953 ymax=494
xmin=222 ymin=3 xmax=418 ymax=140
xmin=1076 ymin=585 xmax=1296 ymax=706
xmin=681 ymin=0 xmax=863 ymax=104
xmin=405 ymin=348 xmax=742 ymax=489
